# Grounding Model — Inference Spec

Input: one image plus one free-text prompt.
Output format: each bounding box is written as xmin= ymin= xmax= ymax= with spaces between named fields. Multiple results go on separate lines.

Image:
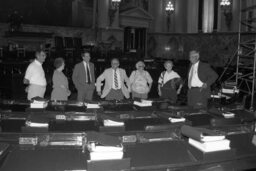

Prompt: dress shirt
xmin=189 ymin=61 xmax=203 ymax=87
xmin=24 ymin=60 xmax=46 ymax=86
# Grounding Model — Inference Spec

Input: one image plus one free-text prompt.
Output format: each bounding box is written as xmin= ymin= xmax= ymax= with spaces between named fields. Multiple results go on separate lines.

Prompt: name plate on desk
xmin=19 ymin=137 xmax=38 ymax=145
xmin=56 ymin=115 xmax=66 ymax=120
xmin=122 ymin=135 xmax=137 ymax=143
xmin=56 ymin=115 xmax=96 ymax=121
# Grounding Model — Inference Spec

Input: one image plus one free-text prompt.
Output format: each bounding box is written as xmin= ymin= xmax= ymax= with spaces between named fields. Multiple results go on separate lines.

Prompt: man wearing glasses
xmin=96 ymin=58 xmax=131 ymax=100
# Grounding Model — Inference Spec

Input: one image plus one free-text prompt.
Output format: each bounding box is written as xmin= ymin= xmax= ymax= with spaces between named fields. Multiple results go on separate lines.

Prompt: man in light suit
xmin=187 ymin=50 xmax=218 ymax=109
xmin=72 ymin=51 xmax=95 ymax=102
xmin=96 ymin=58 xmax=131 ymax=100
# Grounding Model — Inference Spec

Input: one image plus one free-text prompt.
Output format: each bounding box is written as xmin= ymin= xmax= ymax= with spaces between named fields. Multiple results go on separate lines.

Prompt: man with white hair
xmin=96 ymin=58 xmax=130 ymax=100
xmin=187 ymin=50 xmax=218 ymax=108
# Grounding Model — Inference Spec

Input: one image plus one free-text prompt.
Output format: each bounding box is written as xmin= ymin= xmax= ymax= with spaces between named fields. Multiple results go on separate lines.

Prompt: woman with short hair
xmin=158 ymin=60 xmax=183 ymax=103
xmin=51 ymin=58 xmax=71 ymax=100
xmin=129 ymin=61 xmax=153 ymax=99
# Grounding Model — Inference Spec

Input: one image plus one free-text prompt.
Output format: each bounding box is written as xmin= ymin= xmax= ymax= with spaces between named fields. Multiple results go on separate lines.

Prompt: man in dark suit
xmin=187 ymin=50 xmax=218 ymax=109
xmin=72 ymin=51 xmax=95 ymax=102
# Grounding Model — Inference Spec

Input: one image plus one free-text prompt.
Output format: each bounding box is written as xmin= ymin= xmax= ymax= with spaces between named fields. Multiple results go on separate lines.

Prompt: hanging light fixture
xmin=220 ymin=0 xmax=232 ymax=13
xmin=111 ymin=0 xmax=121 ymax=10
xmin=165 ymin=1 xmax=174 ymax=31
xmin=220 ymin=0 xmax=231 ymax=7
xmin=220 ymin=0 xmax=232 ymax=30
xmin=165 ymin=1 xmax=174 ymax=16
xmin=109 ymin=0 xmax=122 ymax=26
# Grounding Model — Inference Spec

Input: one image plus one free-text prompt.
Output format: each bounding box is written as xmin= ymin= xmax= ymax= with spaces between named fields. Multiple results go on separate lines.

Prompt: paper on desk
xmin=222 ymin=112 xmax=235 ymax=118
xmin=89 ymin=144 xmax=123 ymax=160
xmin=133 ymin=100 xmax=152 ymax=107
xmin=30 ymin=102 xmax=48 ymax=108
xmin=26 ymin=121 xmax=49 ymax=128
xmin=103 ymin=119 xmax=124 ymax=127
xmin=168 ymin=117 xmax=186 ymax=123
xmin=90 ymin=145 xmax=123 ymax=152
xmin=86 ymin=103 xmax=100 ymax=109
xmin=181 ymin=125 xmax=225 ymax=142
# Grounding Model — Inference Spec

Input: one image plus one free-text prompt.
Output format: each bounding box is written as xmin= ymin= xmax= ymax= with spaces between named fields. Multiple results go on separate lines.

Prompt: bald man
xmin=187 ymin=50 xmax=218 ymax=109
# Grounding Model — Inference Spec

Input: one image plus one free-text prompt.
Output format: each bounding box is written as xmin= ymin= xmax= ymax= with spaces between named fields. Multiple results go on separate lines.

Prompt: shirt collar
xmin=35 ymin=59 xmax=42 ymax=66
xmin=193 ymin=61 xmax=199 ymax=67
xmin=166 ymin=70 xmax=173 ymax=74
xmin=83 ymin=61 xmax=89 ymax=65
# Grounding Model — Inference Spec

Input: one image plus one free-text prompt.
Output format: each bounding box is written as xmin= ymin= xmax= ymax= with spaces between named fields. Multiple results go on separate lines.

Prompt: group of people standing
xmin=24 ymin=49 xmax=218 ymax=109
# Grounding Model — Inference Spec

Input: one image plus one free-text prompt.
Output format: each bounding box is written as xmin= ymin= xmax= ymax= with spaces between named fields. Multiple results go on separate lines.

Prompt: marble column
xmin=187 ymin=0 xmax=199 ymax=33
xmin=149 ymin=0 xmax=164 ymax=32
xmin=202 ymin=0 xmax=214 ymax=33
xmin=72 ymin=0 xmax=79 ymax=26
xmin=98 ymin=0 xmax=109 ymax=28
xmin=232 ymin=0 xmax=241 ymax=32
xmin=174 ymin=0 xmax=187 ymax=33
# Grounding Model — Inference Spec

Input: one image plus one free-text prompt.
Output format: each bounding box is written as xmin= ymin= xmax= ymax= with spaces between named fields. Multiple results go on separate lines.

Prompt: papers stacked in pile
xmin=86 ymin=103 xmax=100 ymax=109
xmin=26 ymin=121 xmax=49 ymax=128
xmin=88 ymin=144 xmax=124 ymax=160
xmin=103 ymin=119 xmax=124 ymax=127
xmin=168 ymin=116 xmax=186 ymax=123
xmin=133 ymin=100 xmax=152 ymax=107
xmin=181 ymin=125 xmax=230 ymax=152
xmin=30 ymin=100 xmax=48 ymax=109
xmin=188 ymin=138 xmax=230 ymax=152
xmin=222 ymin=111 xmax=235 ymax=118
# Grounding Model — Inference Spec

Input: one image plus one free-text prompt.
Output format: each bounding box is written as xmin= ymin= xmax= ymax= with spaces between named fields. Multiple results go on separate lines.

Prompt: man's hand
xmin=25 ymin=86 xmax=29 ymax=93
xmin=97 ymin=91 xmax=101 ymax=96
xmin=158 ymin=90 xmax=162 ymax=97
xmin=67 ymin=90 xmax=71 ymax=96
xmin=200 ymin=83 xmax=207 ymax=91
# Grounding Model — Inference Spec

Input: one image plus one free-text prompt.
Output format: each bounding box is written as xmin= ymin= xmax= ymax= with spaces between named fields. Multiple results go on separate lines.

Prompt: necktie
xmin=86 ymin=63 xmax=91 ymax=84
xmin=114 ymin=69 xmax=118 ymax=89
xmin=188 ymin=64 xmax=194 ymax=89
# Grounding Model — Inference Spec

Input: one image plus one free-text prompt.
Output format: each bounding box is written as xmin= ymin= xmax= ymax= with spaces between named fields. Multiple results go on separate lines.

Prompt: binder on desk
xmin=185 ymin=114 xmax=213 ymax=126
xmin=181 ymin=125 xmax=225 ymax=142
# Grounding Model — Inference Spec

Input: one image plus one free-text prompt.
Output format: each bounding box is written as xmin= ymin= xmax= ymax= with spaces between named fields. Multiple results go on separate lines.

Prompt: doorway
xmin=124 ymin=27 xmax=146 ymax=58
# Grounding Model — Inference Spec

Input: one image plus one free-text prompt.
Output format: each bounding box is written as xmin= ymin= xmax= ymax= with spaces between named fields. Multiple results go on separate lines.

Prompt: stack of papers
xmin=103 ymin=119 xmax=124 ymax=127
xmin=89 ymin=145 xmax=123 ymax=160
xmin=168 ymin=117 xmax=186 ymax=123
xmin=181 ymin=125 xmax=226 ymax=142
xmin=181 ymin=125 xmax=230 ymax=153
xmin=222 ymin=112 xmax=235 ymax=118
xmin=30 ymin=100 xmax=48 ymax=108
xmin=26 ymin=121 xmax=49 ymax=128
xmin=189 ymin=138 xmax=230 ymax=152
xmin=221 ymin=87 xmax=239 ymax=94
xmin=133 ymin=100 xmax=152 ymax=107
xmin=211 ymin=93 xmax=231 ymax=99
xmin=86 ymin=103 xmax=100 ymax=109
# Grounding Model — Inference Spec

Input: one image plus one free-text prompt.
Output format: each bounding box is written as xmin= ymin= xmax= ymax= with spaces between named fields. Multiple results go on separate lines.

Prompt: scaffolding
xmin=219 ymin=0 xmax=256 ymax=111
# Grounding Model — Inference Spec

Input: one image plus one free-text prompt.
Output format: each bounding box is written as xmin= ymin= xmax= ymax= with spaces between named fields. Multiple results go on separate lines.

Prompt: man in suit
xmin=187 ymin=50 xmax=218 ymax=109
xmin=72 ymin=51 xmax=95 ymax=102
xmin=96 ymin=58 xmax=131 ymax=100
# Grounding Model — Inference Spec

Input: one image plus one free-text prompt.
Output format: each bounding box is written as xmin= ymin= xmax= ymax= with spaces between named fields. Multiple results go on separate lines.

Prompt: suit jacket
xmin=96 ymin=68 xmax=131 ymax=98
xmin=72 ymin=61 xmax=95 ymax=90
xmin=189 ymin=61 xmax=218 ymax=97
